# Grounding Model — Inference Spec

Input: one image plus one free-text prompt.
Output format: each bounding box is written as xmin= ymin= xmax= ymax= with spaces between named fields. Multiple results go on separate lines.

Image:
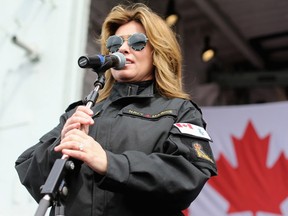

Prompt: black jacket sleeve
xmin=15 ymin=114 xmax=67 ymax=202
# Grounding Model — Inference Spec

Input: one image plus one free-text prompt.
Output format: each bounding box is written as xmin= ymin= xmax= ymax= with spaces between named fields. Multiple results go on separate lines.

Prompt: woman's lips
xmin=125 ymin=58 xmax=133 ymax=64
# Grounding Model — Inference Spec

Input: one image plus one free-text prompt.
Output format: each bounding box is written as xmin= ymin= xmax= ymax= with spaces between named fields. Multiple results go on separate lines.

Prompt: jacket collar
xmin=109 ymin=81 xmax=155 ymax=101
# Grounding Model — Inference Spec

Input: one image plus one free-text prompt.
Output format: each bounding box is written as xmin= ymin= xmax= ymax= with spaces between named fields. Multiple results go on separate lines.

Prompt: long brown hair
xmin=97 ymin=3 xmax=190 ymax=102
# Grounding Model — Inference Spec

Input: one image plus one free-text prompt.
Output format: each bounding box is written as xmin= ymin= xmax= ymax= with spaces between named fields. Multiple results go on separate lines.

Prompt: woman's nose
xmin=118 ymin=40 xmax=130 ymax=53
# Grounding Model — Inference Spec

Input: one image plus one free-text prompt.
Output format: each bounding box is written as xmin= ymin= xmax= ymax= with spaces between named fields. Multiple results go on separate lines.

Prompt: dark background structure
xmin=83 ymin=0 xmax=288 ymax=106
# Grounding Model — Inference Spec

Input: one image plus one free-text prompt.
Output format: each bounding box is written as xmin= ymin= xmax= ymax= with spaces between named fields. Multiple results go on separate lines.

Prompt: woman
xmin=15 ymin=3 xmax=217 ymax=216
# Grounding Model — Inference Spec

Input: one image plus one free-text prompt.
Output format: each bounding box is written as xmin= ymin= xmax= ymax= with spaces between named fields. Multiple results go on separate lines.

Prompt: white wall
xmin=0 ymin=0 xmax=91 ymax=215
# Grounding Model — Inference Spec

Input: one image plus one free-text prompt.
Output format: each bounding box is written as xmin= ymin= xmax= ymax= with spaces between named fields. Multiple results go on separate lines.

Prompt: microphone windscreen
xmin=112 ymin=52 xmax=126 ymax=70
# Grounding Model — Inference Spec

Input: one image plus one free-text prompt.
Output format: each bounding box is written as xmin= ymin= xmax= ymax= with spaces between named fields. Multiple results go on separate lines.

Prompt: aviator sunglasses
xmin=106 ymin=33 xmax=149 ymax=53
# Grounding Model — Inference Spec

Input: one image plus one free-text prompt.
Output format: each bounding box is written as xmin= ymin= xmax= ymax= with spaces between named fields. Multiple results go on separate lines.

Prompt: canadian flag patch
xmin=174 ymin=123 xmax=212 ymax=141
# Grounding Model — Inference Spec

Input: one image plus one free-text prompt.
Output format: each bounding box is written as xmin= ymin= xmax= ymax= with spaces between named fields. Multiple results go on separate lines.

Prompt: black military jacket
xmin=15 ymin=81 xmax=217 ymax=216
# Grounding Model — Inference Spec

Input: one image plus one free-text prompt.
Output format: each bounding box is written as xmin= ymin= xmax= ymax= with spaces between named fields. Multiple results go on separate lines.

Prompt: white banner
xmin=188 ymin=101 xmax=288 ymax=216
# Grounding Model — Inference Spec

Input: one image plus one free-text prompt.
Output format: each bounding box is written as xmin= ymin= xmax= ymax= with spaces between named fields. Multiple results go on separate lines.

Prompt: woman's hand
xmin=61 ymin=106 xmax=94 ymax=139
xmin=55 ymin=106 xmax=108 ymax=175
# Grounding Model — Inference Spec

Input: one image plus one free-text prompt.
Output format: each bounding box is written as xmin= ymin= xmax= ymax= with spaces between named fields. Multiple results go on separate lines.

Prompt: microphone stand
xmin=34 ymin=70 xmax=106 ymax=216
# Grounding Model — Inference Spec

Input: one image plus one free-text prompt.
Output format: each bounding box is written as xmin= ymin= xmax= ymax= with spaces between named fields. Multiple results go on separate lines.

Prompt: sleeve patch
xmin=193 ymin=143 xmax=214 ymax=163
xmin=173 ymin=123 xmax=212 ymax=141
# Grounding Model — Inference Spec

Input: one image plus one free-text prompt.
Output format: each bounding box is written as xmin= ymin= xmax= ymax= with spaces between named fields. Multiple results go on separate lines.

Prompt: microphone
xmin=78 ymin=52 xmax=126 ymax=71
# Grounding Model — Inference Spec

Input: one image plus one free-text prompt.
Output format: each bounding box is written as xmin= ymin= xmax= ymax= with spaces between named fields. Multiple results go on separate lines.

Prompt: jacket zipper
xmin=128 ymin=86 xmax=132 ymax=96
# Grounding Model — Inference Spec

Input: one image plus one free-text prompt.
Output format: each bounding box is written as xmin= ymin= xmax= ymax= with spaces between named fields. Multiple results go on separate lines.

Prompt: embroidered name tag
xmin=174 ymin=123 xmax=212 ymax=141
xmin=124 ymin=109 xmax=176 ymax=119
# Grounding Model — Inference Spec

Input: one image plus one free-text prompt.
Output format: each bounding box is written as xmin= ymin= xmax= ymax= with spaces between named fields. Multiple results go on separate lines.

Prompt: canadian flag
xmin=188 ymin=101 xmax=288 ymax=216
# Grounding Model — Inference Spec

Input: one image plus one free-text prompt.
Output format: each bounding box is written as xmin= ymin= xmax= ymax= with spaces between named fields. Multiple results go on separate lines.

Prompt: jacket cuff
xmin=95 ymin=151 xmax=130 ymax=191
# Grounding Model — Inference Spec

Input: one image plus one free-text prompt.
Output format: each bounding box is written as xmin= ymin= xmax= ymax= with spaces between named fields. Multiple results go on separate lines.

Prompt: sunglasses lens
xmin=106 ymin=33 xmax=148 ymax=52
xmin=128 ymin=33 xmax=148 ymax=51
xmin=106 ymin=35 xmax=123 ymax=53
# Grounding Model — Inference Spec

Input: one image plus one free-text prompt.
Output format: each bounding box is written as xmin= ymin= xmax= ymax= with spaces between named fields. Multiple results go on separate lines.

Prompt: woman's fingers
xmin=54 ymin=128 xmax=107 ymax=174
xmin=61 ymin=106 xmax=94 ymax=139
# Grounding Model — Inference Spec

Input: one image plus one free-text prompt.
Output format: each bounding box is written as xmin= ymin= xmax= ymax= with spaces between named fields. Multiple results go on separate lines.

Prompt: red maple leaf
xmin=182 ymin=209 xmax=188 ymax=216
xmin=209 ymin=120 xmax=288 ymax=215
